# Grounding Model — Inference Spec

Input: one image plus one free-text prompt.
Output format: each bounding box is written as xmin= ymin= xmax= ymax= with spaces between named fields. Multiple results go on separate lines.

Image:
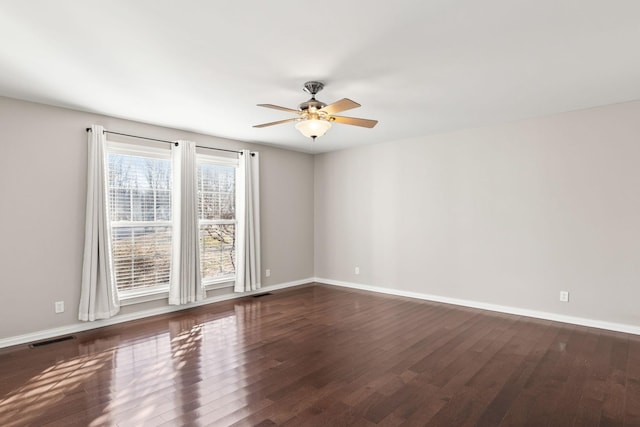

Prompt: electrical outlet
xmin=265 ymin=269 xmax=271 ymax=277
xmin=355 ymin=266 xmax=360 ymax=275
xmin=55 ymin=301 xmax=65 ymax=313
xmin=559 ymin=291 xmax=569 ymax=302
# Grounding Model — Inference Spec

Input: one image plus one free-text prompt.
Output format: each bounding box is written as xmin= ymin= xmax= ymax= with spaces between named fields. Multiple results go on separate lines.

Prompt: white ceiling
xmin=1 ymin=1 xmax=640 ymax=153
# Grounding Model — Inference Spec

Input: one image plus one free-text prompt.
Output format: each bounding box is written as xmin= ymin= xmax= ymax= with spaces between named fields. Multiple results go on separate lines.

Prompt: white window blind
xmin=106 ymin=142 xmax=172 ymax=295
xmin=197 ymin=155 xmax=238 ymax=285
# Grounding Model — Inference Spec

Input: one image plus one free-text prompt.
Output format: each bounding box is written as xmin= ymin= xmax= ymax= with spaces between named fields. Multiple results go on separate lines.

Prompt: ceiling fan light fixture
xmin=295 ymin=118 xmax=332 ymax=139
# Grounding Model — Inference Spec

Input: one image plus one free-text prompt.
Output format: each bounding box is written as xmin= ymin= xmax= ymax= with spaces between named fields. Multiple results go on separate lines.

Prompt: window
xmin=82 ymin=128 xmax=259 ymax=318
xmin=104 ymin=142 xmax=241 ymax=298
xmin=197 ymin=154 xmax=238 ymax=286
xmin=106 ymin=142 xmax=172 ymax=297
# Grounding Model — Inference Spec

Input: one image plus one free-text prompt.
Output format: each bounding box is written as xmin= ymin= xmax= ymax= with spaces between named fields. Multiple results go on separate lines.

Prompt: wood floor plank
xmin=547 ymin=328 xmax=600 ymax=427
xmin=473 ymin=320 xmax=555 ymax=424
xmin=0 ymin=283 xmax=638 ymax=426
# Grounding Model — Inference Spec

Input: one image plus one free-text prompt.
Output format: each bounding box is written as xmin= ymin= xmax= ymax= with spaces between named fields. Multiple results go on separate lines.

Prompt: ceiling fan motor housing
xmin=299 ymin=99 xmax=327 ymax=111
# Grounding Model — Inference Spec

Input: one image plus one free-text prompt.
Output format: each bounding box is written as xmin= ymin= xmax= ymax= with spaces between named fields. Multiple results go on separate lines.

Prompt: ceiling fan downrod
xmin=302 ymin=81 xmax=324 ymax=99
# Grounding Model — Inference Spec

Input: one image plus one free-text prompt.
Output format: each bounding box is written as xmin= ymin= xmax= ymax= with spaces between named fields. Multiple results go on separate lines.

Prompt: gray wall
xmin=315 ymin=101 xmax=640 ymax=327
xmin=3 ymin=95 xmax=639 ymax=341
xmin=0 ymin=96 xmax=315 ymax=339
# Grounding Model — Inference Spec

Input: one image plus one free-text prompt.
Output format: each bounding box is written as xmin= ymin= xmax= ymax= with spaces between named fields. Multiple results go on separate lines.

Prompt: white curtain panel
xmin=235 ymin=150 xmax=261 ymax=292
xmin=169 ymin=141 xmax=203 ymax=305
xmin=79 ymin=125 xmax=120 ymax=321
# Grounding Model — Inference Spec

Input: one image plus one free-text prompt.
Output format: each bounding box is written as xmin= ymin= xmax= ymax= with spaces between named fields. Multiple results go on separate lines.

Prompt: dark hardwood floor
xmin=1 ymin=283 xmax=639 ymax=426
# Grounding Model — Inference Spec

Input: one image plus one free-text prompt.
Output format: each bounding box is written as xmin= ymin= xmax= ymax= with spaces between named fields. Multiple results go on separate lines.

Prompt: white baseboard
xmin=0 ymin=278 xmax=312 ymax=349
xmin=315 ymin=277 xmax=640 ymax=336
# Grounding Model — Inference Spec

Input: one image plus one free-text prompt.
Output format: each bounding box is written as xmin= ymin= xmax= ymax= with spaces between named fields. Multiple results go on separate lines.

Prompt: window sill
xmin=118 ymin=281 xmax=234 ymax=306
xmin=204 ymin=280 xmax=235 ymax=291
xmin=119 ymin=286 xmax=170 ymax=306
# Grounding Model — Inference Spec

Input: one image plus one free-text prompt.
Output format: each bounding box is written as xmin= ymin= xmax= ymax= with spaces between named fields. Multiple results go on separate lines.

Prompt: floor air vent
xmin=252 ymin=292 xmax=273 ymax=298
xmin=30 ymin=335 xmax=75 ymax=348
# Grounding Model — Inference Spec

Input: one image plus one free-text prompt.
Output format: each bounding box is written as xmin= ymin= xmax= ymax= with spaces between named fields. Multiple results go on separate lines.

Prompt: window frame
xmin=105 ymin=140 xmax=173 ymax=300
xmin=196 ymin=153 xmax=239 ymax=290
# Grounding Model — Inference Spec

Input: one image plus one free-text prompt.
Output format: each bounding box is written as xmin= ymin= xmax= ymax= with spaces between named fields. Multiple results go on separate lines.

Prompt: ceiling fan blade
xmin=330 ymin=116 xmax=378 ymax=128
xmin=319 ymin=98 xmax=361 ymax=115
xmin=257 ymin=104 xmax=300 ymax=114
xmin=253 ymin=118 xmax=297 ymax=128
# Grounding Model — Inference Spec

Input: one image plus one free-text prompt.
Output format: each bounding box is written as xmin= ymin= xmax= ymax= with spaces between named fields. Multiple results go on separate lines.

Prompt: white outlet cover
xmin=55 ymin=301 xmax=65 ymax=313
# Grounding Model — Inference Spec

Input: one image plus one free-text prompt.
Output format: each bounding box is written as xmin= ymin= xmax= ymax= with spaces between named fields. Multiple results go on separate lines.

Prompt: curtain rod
xmin=85 ymin=128 xmax=249 ymax=155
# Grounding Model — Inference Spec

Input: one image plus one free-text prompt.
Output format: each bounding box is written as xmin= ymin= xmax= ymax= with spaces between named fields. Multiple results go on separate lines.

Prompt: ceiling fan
xmin=253 ymin=81 xmax=378 ymax=140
